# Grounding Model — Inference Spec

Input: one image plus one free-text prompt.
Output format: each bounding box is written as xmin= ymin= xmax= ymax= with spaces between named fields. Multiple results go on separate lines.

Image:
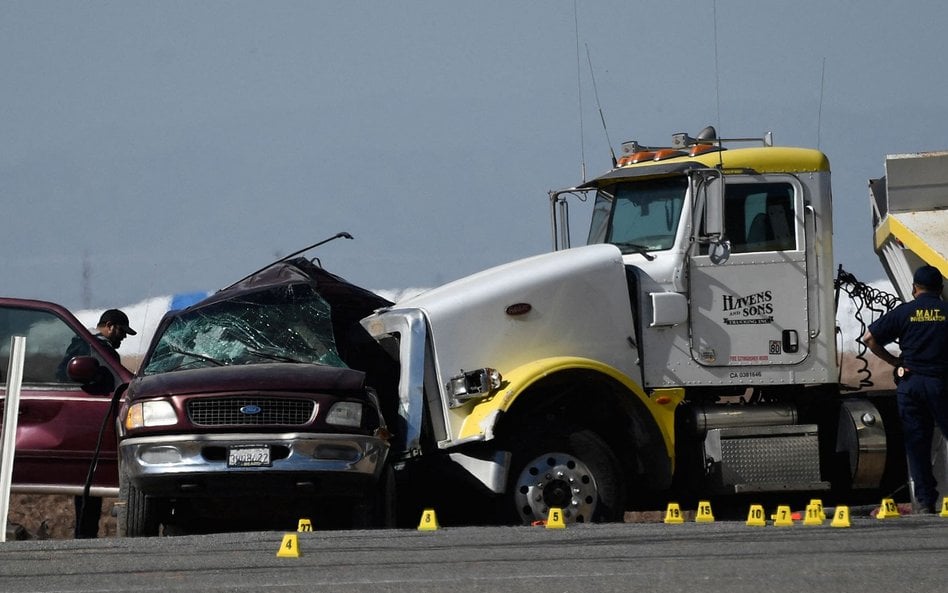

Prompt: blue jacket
xmin=868 ymin=292 xmax=948 ymax=377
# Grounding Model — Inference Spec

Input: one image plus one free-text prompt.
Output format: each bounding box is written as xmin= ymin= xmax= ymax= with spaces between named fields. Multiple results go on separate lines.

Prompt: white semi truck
xmin=362 ymin=129 xmax=948 ymax=523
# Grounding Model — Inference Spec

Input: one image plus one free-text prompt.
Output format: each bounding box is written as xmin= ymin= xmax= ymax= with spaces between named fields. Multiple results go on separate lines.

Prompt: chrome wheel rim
xmin=513 ymin=451 xmax=598 ymax=523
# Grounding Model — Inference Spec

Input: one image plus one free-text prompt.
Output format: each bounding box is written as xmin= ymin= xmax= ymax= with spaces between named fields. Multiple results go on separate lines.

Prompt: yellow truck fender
xmin=457 ymin=356 xmax=683 ymax=458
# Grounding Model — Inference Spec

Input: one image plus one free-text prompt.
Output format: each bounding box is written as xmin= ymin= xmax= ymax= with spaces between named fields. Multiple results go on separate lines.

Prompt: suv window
xmin=0 ymin=306 xmax=86 ymax=386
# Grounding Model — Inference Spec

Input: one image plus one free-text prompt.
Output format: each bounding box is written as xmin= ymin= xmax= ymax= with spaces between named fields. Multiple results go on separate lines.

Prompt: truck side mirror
xmin=708 ymin=239 xmax=731 ymax=264
xmin=702 ymin=171 xmax=725 ymax=239
xmin=693 ymin=169 xmax=730 ymax=264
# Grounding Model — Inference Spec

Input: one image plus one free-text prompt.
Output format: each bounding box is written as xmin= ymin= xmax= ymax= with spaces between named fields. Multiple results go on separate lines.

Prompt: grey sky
xmin=3 ymin=1 xmax=946 ymax=310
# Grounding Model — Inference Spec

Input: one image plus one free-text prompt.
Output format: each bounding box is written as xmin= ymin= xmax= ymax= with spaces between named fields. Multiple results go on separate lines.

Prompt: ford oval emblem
xmin=240 ymin=404 xmax=263 ymax=415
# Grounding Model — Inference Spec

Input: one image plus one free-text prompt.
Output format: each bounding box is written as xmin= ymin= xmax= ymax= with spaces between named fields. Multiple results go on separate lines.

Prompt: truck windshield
xmin=587 ymin=177 xmax=688 ymax=253
xmin=142 ymin=283 xmax=346 ymax=375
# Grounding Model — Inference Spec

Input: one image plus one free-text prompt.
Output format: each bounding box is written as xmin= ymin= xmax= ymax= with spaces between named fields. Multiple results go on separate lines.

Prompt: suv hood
xmin=129 ymin=362 xmax=367 ymax=400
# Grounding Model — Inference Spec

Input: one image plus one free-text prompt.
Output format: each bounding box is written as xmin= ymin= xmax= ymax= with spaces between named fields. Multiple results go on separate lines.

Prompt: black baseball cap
xmin=913 ymin=265 xmax=944 ymax=290
xmin=98 ymin=309 xmax=137 ymax=335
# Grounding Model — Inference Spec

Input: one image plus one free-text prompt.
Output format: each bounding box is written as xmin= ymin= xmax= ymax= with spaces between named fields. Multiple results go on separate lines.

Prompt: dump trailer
xmin=870 ymin=151 xmax=948 ymax=299
xmin=362 ymin=129 xmax=939 ymax=524
xmin=869 ymin=151 xmax=948 ymax=504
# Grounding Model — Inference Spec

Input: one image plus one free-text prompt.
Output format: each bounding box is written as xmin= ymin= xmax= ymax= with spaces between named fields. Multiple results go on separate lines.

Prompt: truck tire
xmin=118 ymin=468 xmax=160 ymax=537
xmin=508 ymin=428 xmax=623 ymax=524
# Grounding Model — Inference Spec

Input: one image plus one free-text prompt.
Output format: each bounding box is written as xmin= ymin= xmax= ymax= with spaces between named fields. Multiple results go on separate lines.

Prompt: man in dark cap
xmin=56 ymin=308 xmax=137 ymax=537
xmin=57 ymin=308 xmax=137 ymax=380
xmin=92 ymin=308 xmax=138 ymax=352
xmin=864 ymin=265 xmax=948 ymax=514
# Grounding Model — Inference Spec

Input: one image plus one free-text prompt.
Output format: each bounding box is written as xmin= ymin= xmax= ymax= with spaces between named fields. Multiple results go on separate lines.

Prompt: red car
xmin=0 ymin=298 xmax=132 ymax=497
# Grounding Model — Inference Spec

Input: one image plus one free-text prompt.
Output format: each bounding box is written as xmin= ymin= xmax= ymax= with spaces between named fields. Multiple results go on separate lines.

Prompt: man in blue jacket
xmin=864 ymin=265 xmax=948 ymax=514
xmin=56 ymin=308 xmax=136 ymax=537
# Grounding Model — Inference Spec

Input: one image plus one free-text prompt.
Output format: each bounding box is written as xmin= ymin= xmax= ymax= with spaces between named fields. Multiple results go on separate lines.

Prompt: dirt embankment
xmin=6 ymin=495 xmax=117 ymax=540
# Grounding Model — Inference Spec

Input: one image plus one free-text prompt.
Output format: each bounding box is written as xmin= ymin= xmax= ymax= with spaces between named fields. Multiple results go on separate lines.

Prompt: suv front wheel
xmin=118 ymin=467 xmax=162 ymax=537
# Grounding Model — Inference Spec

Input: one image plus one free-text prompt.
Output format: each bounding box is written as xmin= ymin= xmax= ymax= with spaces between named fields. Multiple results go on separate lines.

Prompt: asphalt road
xmin=1 ymin=515 xmax=947 ymax=593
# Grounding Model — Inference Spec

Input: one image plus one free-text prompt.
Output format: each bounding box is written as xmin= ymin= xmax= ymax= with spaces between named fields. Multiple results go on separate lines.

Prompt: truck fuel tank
xmin=688 ymin=403 xmax=799 ymax=437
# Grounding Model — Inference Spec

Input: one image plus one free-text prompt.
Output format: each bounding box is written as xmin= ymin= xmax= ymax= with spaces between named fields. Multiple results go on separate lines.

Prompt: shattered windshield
xmin=587 ymin=177 xmax=688 ymax=253
xmin=142 ymin=283 xmax=346 ymax=375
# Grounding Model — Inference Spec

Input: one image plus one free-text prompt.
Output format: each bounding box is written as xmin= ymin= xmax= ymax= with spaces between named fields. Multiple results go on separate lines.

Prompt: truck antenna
xmin=817 ymin=57 xmax=826 ymax=150
xmin=573 ymin=0 xmax=586 ymax=182
xmin=586 ymin=43 xmax=617 ymax=169
xmin=711 ymin=0 xmax=724 ymax=171
xmin=712 ymin=0 xmax=723 ymax=132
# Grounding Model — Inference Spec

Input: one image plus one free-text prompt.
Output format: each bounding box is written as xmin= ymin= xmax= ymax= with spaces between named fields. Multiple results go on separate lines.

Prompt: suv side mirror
xmin=67 ymin=355 xmax=102 ymax=384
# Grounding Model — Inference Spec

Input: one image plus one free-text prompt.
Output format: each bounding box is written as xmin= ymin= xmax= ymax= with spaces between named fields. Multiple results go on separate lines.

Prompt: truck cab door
xmin=688 ymin=176 xmax=809 ymax=367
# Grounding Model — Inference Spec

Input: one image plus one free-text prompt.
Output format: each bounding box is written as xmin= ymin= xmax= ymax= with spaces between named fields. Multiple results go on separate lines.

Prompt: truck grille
xmin=187 ymin=397 xmax=317 ymax=426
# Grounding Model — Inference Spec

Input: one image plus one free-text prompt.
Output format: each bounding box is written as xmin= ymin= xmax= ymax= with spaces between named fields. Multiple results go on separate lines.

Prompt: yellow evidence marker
xmin=417 ymin=508 xmax=440 ymax=531
xmin=746 ymin=504 xmax=766 ymax=527
xmin=831 ymin=506 xmax=851 ymax=528
xmin=940 ymin=497 xmax=948 ymax=518
xmin=546 ymin=507 xmax=567 ymax=529
xmin=773 ymin=505 xmax=794 ymax=527
xmin=277 ymin=533 xmax=301 ymax=558
xmin=297 ymin=518 xmax=313 ymax=532
xmin=803 ymin=503 xmax=824 ymax=526
xmin=664 ymin=502 xmax=684 ymax=524
xmin=695 ymin=500 xmax=715 ymax=523
xmin=877 ymin=498 xmax=900 ymax=519
xmin=809 ymin=499 xmax=825 ymax=518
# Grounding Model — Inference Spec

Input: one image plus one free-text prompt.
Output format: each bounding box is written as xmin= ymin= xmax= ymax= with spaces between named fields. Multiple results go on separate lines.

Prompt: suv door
xmin=0 ymin=298 xmax=132 ymax=495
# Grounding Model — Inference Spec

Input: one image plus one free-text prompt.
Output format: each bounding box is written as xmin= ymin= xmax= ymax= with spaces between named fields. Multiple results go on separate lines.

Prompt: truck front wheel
xmin=509 ymin=428 xmax=623 ymax=524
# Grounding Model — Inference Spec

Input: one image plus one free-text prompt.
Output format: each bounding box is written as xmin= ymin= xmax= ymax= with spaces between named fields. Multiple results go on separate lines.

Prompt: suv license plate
xmin=228 ymin=445 xmax=272 ymax=468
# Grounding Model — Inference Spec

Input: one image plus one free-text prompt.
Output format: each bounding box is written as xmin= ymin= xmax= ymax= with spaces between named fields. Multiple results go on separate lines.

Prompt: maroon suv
xmin=0 ymin=298 xmax=132 ymax=497
xmin=116 ymin=258 xmax=399 ymax=536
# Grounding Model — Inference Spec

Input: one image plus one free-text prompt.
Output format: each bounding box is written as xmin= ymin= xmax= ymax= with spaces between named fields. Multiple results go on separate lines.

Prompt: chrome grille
xmin=187 ymin=397 xmax=316 ymax=426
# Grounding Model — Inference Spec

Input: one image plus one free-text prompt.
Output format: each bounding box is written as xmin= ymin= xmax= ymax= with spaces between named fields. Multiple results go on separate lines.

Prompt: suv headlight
xmin=125 ymin=400 xmax=178 ymax=429
xmin=326 ymin=401 xmax=363 ymax=428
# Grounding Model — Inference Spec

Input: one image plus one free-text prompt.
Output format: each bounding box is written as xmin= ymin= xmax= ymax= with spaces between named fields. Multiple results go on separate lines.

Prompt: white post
xmin=0 ymin=336 xmax=26 ymax=543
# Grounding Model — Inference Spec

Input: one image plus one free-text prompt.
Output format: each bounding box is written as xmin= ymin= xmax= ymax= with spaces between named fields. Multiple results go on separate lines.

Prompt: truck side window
xmin=724 ymin=183 xmax=796 ymax=253
xmin=0 ymin=306 xmax=88 ymax=386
